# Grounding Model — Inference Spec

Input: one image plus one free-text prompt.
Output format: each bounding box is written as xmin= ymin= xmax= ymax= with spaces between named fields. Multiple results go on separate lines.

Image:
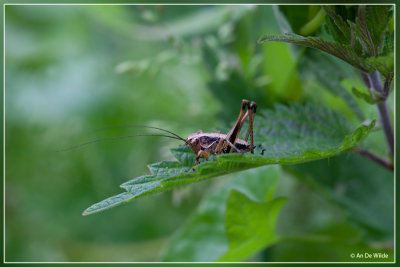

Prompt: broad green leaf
xmin=217 ymin=190 xmax=286 ymax=262
xmin=258 ymin=33 xmax=371 ymax=72
xmin=162 ymin=165 xmax=281 ymax=262
xmin=83 ymin=103 xmax=375 ymax=216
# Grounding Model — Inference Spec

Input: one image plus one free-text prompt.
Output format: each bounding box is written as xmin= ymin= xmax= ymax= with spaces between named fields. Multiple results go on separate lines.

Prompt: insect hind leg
xmin=244 ymin=101 xmax=257 ymax=153
xmin=225 ymin=99 xmax=251 ymax=153
xmin=223 ymin=139 xmax=241 ymax=153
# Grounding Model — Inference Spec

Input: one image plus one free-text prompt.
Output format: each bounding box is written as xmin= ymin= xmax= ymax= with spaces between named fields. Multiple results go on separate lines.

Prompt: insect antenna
xmin=92 ymin=124 xmax=186 ymax=142
xmin=57 ymin=134 xmax=186 ymax=152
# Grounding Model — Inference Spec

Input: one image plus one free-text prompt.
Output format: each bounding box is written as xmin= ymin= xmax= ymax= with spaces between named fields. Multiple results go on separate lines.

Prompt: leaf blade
xmin=161 ymin=165 xmax=281 ymax=262
xmin=217 ymin=190 xmax=287 ymax=262
xmin=83 ymin=103 xmax=375 ymax=215
xmin=258 ymin=33 xmax=373 ymax=73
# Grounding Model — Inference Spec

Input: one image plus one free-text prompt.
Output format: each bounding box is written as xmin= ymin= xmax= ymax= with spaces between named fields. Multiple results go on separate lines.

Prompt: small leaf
xmin=322 ymin=5 xmax=352 ymax=44
xmin=352 ymin=86 xmax=383 ymax=104
xmin=352 ymin=6 xmax=376 ymax=56
xmin=217 ymin=190 xmax=287 ymax=262
xmin=257 ymin=33 xmax=371 ymax=72
xmin=365 ymin=54 xmax=394 ymax=79
xmin=83 ymin=103 xmax=375 ymax=216
xmin=365 ymin=5 xmax=393 ymax=55
xmin=82 ymin=192 xmax=138 ymax=216
xmin=348 ymin=18 xmax=375 ymax=57
xmin=381 ymin=25 xmax=394 ymax=56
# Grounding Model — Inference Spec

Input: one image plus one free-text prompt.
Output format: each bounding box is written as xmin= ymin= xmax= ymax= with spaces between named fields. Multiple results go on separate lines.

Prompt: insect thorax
xmin=187 ymin=133 xmax=250 ymax=153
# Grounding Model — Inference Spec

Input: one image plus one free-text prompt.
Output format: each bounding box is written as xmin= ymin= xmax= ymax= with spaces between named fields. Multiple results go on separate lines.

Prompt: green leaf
xmin=298 ymin=8 xmax=326 ymax=36
xmin=162 ymin=165 xmax=281 ymax=262
xmin=286 ymin=153 xmax=394 ymax=239
xmin=272 ymin=232 xmax=394 ymax=262
xmin=381 ymin=23 xmax=394 ymax=56
xmin=322 ymin=5 xmax=352 ymax=44
xmin=352 ymin=86 xmax=384 ymax=104
xmin=258 ymin=33 xmax=371 ymax=72
xmin=83 ymin=103 xmax=375 ymax=216
xmin=365 ymin=54 xmax=394 ymax=79
xmin=349 ymin=6 xmax=376 ymax=57
xmin=365 ymin=5 xmax=393 ymax=55
xmin=217 ymin=190 xmax=286 ymax=262
xmin=348 ymin=19 xmax=374 ymax=57
xmin=299 ymin=50 xmax=365 ymax=120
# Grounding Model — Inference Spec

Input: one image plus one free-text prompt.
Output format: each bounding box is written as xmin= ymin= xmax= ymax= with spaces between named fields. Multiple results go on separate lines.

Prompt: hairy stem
xmin=377 ymin=102 xmax=394 ymax=155
xmin=354 ymin=147 xmax=393 ymax=171
xmin=366 ymin=71 xmax=394 ymax=156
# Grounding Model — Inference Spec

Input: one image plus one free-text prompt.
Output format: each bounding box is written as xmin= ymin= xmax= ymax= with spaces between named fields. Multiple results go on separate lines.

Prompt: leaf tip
xmin=257 ymin=36 xmax=265 ymax=44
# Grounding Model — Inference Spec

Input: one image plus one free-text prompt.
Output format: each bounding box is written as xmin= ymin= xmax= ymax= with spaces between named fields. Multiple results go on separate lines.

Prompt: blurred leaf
xmin=200 ymin=5 xmax=303 ymax=117
xmin=352 ymin=86 xmax=384 ymax=104
xmin=258 ymin=33 xmax=371 ymax=72
xmin=261 ymin=42 xmax=303 ymax=103
xmin=217 ymin=191 xmax=286 ymax=262
xmin=135 ymin=6 xmax=250 ymax=41
xmin=286 ymin=153 xmax=394 ymax=240
xmin=162 ymin=165 xmax=281 ymax=262
xmin=299 ymin=50 xmax=365 ymax=120
xmin=273 ymin=6 xmax=295 ymax=35
xmin=299 ymin=8 xmax=325 ymax=36
xmin=270 ymin=234 xmax=393 ymax=262
xmin=83 ymin=103 xmax=375 ymax=216
xmin=278 ymin=6 xmax=321 ymax=35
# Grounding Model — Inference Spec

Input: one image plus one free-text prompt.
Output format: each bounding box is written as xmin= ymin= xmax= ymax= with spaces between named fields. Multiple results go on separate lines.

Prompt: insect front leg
xmin=193 ymin=150 xmax=210 ymax=167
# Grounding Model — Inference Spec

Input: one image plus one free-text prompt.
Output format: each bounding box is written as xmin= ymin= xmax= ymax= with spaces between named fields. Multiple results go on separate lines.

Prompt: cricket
xmin=59 ymin=99 xmax=257 ymax=167
xmin=187 ymin=99 xmax=257 ymax=166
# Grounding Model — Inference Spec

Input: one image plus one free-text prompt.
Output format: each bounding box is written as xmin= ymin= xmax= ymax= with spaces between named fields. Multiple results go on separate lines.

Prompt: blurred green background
xmin=5 ymin=5 xmax=393 ymax=262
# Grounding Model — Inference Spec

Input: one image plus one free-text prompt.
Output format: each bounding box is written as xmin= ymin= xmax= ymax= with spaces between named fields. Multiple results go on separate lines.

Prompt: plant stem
xmin=377 ymin=102 xmax=394 ymax=155
xmin=370 ymin=71 xmax=382 ymax=93
xmin=367 ymin=71 xmax=394 ymax=156
xmin=354 ymin=147 xmax=393 ymax=171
